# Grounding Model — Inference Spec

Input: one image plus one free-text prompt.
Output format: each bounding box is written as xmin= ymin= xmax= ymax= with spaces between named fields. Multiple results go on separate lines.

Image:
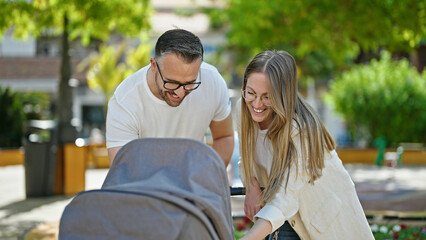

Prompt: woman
xmin=236 ymin=50 xmax=374 ymax=240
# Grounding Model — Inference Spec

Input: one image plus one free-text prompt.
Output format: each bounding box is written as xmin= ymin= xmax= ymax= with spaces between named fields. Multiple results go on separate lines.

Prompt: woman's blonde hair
xmin=240 ymin=50 xmax=336 ymax=205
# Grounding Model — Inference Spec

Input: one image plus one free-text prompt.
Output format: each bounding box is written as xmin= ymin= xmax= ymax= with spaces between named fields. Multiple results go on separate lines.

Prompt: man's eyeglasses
xmin=156 ymin=61 xmax=201 ymax=91
xmin=241 ymin=89 xmax=271 ymax=106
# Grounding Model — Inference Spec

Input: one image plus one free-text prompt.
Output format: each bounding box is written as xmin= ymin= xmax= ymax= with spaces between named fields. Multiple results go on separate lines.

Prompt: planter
xmin=87 ymin=144 xmax=109 ymax=169
xmin=62 ymin=143 xmax=87 ymax=196
xmin=400 ymin=149 xmax=426 ymax=165
xmin=336 ymin=148 xmax=378 ymax=164
xmin=0 ymin=148 xmax=24 ymax=166
xmin=336 ymin=148 xmax=426 ymax=165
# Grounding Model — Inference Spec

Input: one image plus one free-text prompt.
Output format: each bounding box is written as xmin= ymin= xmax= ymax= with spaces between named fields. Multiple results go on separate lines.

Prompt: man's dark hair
xmin=155 ymin=29 xmax=204 ymax=63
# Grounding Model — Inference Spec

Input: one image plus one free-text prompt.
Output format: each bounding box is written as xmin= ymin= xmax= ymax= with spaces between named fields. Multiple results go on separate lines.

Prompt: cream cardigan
xmin=236 ymin=107 xmax=374 ymax=239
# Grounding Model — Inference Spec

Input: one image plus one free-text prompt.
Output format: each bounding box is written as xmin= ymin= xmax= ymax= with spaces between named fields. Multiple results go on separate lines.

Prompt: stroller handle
xmin=230 ymin=187 xmax=246 ymax=196
xmin=229 ymin=187 xmax=265 ymax=196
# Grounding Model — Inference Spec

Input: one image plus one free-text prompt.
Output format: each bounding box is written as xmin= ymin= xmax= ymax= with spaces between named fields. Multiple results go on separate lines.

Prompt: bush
xmin=327 ymin=51 xmax=426 ymax=147
xmin=0 ymin=87 xmax=25 ymax=148
xmin=370 ymin=223 xmax=426 ymax=240
xmin=234 ymin=221 xmax=426 ymax=240
xmin=21 ymin=91 xmax=51 ymax=120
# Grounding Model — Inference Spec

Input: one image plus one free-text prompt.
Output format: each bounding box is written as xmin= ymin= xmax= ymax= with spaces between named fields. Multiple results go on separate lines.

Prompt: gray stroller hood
xmin=59 ymin=138 xmax=234 ymax=240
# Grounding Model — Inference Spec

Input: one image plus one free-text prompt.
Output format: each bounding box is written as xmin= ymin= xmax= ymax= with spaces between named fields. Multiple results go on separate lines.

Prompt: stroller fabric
xmin=59 ymin=138 xmax=234 ymax=240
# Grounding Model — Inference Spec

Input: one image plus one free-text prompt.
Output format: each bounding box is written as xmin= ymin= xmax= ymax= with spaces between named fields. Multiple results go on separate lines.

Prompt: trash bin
xmin=24 ymin=120 xmax=58 ymax=198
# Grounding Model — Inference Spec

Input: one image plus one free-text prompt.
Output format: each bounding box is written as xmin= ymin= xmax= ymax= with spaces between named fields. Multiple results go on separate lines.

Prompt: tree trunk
xmin=58 ymin=14 xmax=77 ymax=144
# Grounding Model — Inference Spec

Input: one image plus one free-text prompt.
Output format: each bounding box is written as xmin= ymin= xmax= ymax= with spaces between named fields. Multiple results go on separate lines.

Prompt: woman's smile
xmin=245 ymin=72 xmax=273 ymax=129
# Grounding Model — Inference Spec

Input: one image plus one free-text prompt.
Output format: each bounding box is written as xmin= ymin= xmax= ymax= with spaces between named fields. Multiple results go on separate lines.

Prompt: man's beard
xmin=155 ymin=73 xmax=188 ymax=107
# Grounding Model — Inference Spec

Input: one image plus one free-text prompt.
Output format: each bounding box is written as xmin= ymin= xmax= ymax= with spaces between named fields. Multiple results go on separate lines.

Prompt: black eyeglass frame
xmin=155 ymin=60 xmax=201 ymax=91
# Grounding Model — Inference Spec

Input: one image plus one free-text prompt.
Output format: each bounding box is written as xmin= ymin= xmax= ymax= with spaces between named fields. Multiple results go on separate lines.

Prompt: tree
xmin=0 ymin=87 xmax=25 ymax=148
xmin=326 ymin=51 xmax=426 ymax=147
xmin=211 ymin=0 xmax=426 ymax=80
xmin=78 ymin=39 xmax=152 ymax=115
xmin=0 ymin=0 xmax=152 ymax=144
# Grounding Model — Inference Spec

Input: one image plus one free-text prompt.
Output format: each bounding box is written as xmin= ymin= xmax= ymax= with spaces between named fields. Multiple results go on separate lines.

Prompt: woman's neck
xmin=258 ymin=119 xmax=271 ymax=130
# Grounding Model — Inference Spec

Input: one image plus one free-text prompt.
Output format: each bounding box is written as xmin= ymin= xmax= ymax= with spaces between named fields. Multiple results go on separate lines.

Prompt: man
xmin=106 ymin=29 xmax=234 ymax=166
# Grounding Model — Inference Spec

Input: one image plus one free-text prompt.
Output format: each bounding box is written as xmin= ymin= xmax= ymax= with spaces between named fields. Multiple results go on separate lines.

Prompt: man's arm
xmin=209 ymin=113 xmax=234 ymax=166
xmin=107 ymin=146 xmax=122 ymax=165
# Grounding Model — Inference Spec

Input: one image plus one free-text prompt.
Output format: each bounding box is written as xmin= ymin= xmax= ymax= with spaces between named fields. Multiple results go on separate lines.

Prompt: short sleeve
xmin=106 ymin=95 xmax=139 ymax=149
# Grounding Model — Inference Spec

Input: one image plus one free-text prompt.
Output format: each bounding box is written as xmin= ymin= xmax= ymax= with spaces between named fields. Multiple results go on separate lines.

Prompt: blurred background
xmin=0 ymin=0 xmax=425 ymax=239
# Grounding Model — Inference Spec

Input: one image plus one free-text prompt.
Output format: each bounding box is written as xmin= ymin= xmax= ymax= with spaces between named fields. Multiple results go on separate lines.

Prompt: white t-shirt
xmin=106 ymin=62 xmax=231 ymax=149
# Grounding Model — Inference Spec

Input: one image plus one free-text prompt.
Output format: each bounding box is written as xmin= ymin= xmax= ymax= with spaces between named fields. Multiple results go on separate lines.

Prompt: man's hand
xmin=245 ymin=177 xmax=263 ymax=221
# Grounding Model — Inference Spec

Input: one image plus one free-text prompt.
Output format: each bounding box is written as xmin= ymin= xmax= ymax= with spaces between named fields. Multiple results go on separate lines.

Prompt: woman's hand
xmin=244 ymin=177 xmax=263 ymax=221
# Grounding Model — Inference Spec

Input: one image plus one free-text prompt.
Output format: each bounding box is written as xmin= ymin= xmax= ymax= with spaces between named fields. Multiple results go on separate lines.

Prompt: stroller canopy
xmin=59 ymin=138 xmax=234 ymax=240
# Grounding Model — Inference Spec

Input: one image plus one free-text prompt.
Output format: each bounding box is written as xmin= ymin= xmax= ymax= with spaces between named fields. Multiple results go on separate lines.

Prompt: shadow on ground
xmin=0 ymin=196 xmax=71 ymax=220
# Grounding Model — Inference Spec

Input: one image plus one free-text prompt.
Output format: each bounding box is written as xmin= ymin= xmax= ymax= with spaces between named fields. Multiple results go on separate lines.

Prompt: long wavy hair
xmin=240 ymin=50 xmax=336 ymax=205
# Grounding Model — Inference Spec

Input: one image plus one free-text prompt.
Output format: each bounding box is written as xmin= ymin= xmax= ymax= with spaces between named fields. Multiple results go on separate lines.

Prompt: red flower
xmin=392 ymin=231 xmax=399 ymax=238
xmin=400 ymin=223 xmax=407 ymax=229
xmin=236 ymin=223 xmax=246 ymax=231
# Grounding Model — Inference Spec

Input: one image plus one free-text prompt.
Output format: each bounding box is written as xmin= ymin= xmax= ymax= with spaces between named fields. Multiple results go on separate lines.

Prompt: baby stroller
xmin=59 ymin=138 xmax=234 ymax=240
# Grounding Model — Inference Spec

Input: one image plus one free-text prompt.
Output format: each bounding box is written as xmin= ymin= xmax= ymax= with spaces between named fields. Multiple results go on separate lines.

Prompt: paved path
xmin=0 ymin=166 xmax=107 ymax=240
xmin=346 ymin=164 xmax=426 ymax=213
xmin=0 ymin=164 xmax=425 ymax=239
xmin=231 ymin=164 xmax=426 ymax=219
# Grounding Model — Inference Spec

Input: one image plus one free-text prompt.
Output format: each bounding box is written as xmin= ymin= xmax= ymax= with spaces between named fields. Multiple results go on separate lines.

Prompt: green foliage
xmin=78 ymin=38 xmax=152 ymax=113
xmin=370 ymin=223 xmax=426 ymax=240
xmin=21 ymin=92 xmax=51 ymax=120
xmin=327 ymin=51 xmax=426 ymax=147
xmin=81 ymin=43 xmax=131 ymax=102
xmin=0 ymin=0 xmax=152 ymax=143
xmin=201 ymin=7 xmax=229 ymax=30
xmin=220 ymin=0 xmax=426 ymax=79
xmin=234 ymin=221 xmax=426 ymax=240
xmin=0 ymin=0 xmax=152 ymax=45
xmin=126 ymin=35 xmax=153 ymax=71
xmin=0 ymin=87 xmax=25 ymax=148
xmin=0 ymin=88 xmax=50 ymax=148
xmin=233 ymin=217 xmax=253 ymax=240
